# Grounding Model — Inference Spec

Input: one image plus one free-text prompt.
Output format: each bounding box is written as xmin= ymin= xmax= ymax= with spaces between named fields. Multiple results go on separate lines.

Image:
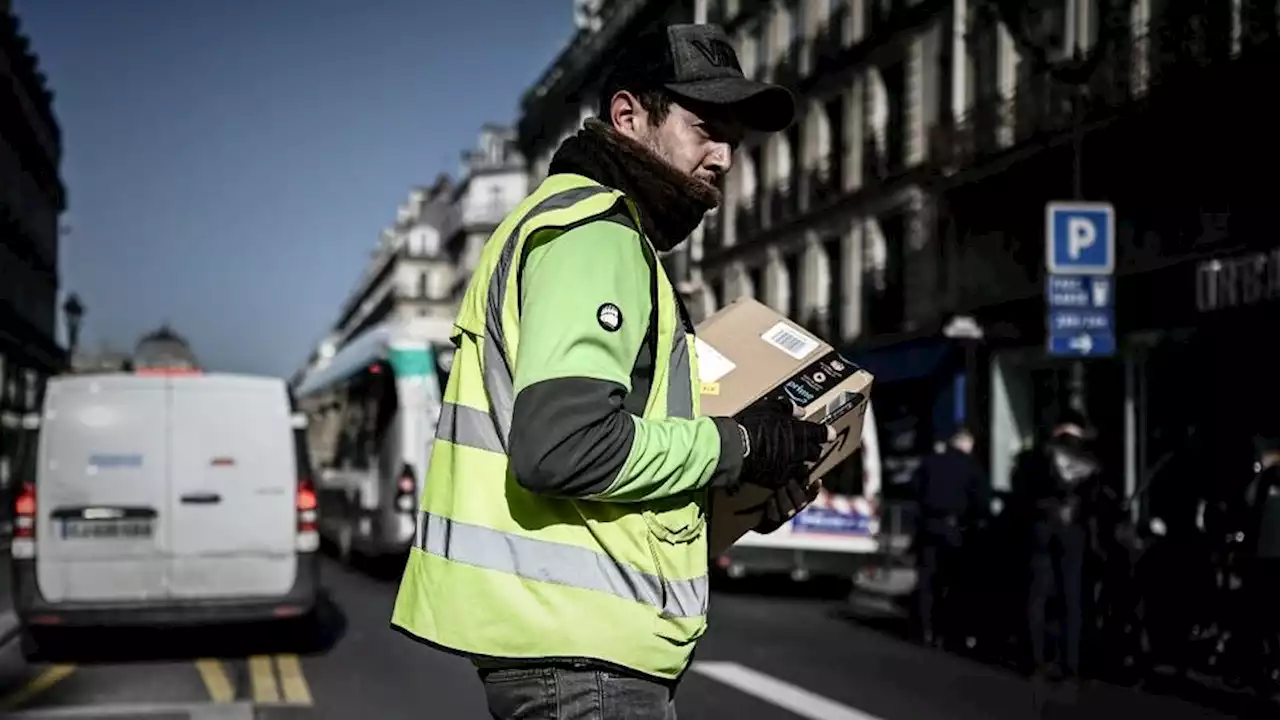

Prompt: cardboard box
xmin=696 ymin=298 xmax=875 ymax=556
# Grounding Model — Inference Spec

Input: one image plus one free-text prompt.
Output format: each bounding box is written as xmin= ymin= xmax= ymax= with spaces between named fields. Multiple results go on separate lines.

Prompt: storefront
xmin=849 ymin=334 xmax=970 ymax=498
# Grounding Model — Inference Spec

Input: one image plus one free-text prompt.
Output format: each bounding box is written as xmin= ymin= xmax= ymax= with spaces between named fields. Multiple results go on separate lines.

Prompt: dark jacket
xmin=913 ymin=448 xmax=988 ymax=537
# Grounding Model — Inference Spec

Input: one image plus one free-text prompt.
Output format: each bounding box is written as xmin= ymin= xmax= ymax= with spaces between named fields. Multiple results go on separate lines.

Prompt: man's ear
xmin=608 ymin=90 xmax=647 ymax=141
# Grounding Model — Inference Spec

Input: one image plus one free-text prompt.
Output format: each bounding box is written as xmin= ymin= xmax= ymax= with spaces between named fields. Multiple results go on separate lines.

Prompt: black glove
xmin=730 ymin=396 xmax=830 ymax=491
xmin=753 ymin=478 xmax=822 ymax=534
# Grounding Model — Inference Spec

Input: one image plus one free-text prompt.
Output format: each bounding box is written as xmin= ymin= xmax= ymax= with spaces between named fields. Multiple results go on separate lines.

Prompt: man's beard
xmin=640 ymin=131 xmax=719 ymax=199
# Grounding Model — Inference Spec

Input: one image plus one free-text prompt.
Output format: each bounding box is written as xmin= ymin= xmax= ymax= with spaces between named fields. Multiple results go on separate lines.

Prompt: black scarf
xmin=547 ymin=119 xmax=720 ymax=251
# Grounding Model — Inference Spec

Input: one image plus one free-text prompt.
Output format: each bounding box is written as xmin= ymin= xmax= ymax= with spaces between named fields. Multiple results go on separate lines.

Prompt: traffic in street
xmin=0 ymin=550 xmax=1245 ymax=719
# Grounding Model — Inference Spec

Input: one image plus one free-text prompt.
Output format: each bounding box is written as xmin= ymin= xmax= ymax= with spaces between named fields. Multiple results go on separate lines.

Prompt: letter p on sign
xmin=1068 ymin=217 xmax=1095 ymax=259
xmin=1046 ymin=202 xmax=1115 ymax=275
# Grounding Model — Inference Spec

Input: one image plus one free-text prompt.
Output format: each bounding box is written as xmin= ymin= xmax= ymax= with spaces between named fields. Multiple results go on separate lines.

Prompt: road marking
xmin=691 ymin=661 xmax=884 ymax=720
xmin=0 ymin=664 xmax=77 ymax=712
xmin=195 ymin=658 xmax=236 ymax=703
xmin=274 ymin=654 xmax=313 ymax=705
xmin=4 ymin=700 xmax=255 ymax=719
xmin=247 ymin=655 xmax=280 ymax=703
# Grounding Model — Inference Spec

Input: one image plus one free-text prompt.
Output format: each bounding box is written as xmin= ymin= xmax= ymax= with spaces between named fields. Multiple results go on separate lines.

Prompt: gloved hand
xmin=729 ymin=395 xmax=832 ymax=490
xmin=753 ymin=478 xmax=822 ymax=534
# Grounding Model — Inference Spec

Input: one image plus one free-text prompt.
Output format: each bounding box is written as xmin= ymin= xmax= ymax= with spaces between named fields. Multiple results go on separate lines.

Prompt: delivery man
xmin=392 ymin=23 xmax=832 ymax=720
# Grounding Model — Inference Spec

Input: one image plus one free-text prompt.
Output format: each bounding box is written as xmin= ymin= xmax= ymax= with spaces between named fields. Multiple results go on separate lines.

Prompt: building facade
xmin=517 ymin=1 xmax=1279 ymax=508
xmin=930 ymin=0 xmax=1280 ymax=520
xmin=0 ymin=2 xmax=66 ymax=492
xmin=294 ymin=126 xmax=526 ymax=384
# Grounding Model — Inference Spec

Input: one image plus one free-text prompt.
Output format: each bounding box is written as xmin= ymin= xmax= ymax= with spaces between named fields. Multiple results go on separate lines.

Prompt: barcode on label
xmin=761 ymin=322 xmax=819 ymax=360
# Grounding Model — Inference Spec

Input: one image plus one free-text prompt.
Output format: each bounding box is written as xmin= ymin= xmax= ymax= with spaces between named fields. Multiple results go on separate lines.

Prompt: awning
xmin=848 ymin=336 xmax=962 ymax=386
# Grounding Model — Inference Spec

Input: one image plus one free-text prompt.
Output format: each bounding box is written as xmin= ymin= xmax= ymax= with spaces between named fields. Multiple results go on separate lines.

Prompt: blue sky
xmin=15 ymin=0 xmax=573 ymax=375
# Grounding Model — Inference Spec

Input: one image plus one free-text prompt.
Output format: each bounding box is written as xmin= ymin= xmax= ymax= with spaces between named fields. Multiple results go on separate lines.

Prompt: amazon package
xmin=695 ymin=297 xmax=875 ymax=554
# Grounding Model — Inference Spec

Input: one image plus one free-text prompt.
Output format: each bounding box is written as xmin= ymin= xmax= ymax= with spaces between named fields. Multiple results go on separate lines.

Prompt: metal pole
xmin=1124 ymin=351 xmax=1138 ymax=521
xmin=1067 ymin=78 xmax=1087 ymax=413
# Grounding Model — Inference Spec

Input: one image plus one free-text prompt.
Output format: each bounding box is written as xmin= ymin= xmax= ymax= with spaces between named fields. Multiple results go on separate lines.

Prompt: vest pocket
xmin=641 ymin=492 xmax=706 ymax=545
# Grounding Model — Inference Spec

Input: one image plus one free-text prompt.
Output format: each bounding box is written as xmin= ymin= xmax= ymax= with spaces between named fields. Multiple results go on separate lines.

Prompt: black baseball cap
xmin=603 ymin=23 xmax=796 ymax=133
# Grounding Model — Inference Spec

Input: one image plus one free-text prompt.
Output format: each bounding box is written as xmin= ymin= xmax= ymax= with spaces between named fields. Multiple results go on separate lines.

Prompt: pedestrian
xmin=391 ymin=23 xmax=831 ymax=720
xmin=1239 ymin=433 xmax=1280 ymax=691
xmin=1013 ymin=409 xmax=1101 ymax=685
xmin=912 ymin=427 xmax=987 ymax=648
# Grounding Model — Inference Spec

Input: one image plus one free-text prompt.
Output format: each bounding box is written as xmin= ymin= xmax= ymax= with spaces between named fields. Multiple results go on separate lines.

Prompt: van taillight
xmin=14 ymin=482 xmax=35 ymax=539
xmin=296 ymin=478 xmax=317 ymax=533
xmin=395 ymin=466 xmax=416 ymax=513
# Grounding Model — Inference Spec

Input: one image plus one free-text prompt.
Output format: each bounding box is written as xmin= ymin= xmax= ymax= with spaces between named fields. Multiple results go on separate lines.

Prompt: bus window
xmin=334 ymin=362 xmax=398 ymax=473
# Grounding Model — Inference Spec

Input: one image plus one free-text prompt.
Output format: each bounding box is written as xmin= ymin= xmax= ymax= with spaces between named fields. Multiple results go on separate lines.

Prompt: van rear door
xmin=167 ymin=375 xmax=297 ymax=599
xmin=35 ymin=376 xmax=170 ymax=603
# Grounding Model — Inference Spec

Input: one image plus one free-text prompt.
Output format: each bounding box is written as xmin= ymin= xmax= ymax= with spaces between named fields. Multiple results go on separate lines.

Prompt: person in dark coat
xmin=913 ymin=427 xmax=988 ymax=647
xmin=1014 ymin=409 xmax=1103 ymax=682
xmin=1240 ymin=433 xmax=1280 ymax=690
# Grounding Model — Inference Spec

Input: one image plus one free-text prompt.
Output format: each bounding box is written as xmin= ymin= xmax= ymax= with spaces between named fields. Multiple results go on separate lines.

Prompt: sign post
xmin=1045 ymin=201 xmax=1116 ymax=359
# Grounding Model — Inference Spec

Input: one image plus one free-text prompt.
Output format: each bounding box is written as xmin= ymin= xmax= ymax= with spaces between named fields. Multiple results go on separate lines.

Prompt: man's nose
xmin=705 ymin=142 xmax=732 ymax=176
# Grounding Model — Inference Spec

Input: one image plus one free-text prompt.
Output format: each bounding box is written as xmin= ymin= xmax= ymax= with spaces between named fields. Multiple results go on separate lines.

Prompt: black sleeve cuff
xmin=709 ymin=416 xmax=745 ymax=492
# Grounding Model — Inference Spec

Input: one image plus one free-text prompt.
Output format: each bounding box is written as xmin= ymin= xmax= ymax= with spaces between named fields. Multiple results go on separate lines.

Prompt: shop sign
xmin=1196 ymin=246 xmax=1280 ymax=312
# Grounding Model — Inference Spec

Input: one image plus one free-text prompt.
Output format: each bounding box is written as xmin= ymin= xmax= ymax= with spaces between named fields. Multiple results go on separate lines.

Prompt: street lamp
xmin=62 ymin=293 xmax=85 ymax=363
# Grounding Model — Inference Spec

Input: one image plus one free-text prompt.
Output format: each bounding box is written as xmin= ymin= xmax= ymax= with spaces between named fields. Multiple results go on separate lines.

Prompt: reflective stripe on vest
xmin=416 ymin=511 xmax=707 ymax=618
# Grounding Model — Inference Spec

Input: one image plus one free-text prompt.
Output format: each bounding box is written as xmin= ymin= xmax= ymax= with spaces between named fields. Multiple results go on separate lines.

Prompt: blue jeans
xmin=479 ymin=666 xmax=678 ymax=720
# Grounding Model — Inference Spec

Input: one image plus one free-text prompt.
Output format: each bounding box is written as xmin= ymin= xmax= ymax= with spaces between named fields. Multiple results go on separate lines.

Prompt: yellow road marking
xmin=0 ymin=664 xmax=77 ymax=711
xmin=248 ymin=655 xmax=280 ymax=703
xmin=274 ymin=654 xmax=313 ymax=705
xmin=195 ymin=658 xmax=235 ymax=703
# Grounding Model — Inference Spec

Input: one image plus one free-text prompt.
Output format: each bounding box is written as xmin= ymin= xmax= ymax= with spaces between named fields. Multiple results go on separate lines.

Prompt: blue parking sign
xmin=1046 ymin=202 xmax=1115 ymax=275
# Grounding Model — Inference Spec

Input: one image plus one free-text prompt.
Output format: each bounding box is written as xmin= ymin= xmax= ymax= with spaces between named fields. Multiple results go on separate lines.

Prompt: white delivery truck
xmin=9 ymin=370 xmax=321 ymax=658
xmin=714 ymin=401 xmax=883 ymax=582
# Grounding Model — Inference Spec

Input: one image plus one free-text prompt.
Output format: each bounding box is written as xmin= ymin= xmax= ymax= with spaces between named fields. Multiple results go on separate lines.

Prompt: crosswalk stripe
xmin=274 ymin=655 xmax=313 ymax=705
xmin=691 ymin=661 xmax=884 ymax=720
xmin=247 ymin=655 xmax=280 ymax=703
xmin=194 ymin=659 xmax=235 ymax=703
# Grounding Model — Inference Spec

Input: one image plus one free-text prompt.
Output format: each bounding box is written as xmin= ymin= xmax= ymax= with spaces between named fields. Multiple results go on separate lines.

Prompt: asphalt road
xmin=0 ymin=552 xmax=1263 ymax=719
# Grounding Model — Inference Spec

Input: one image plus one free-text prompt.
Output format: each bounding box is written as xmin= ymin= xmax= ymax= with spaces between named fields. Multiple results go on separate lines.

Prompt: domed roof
xmin=134 ymin=324 xmax=200 ymax=370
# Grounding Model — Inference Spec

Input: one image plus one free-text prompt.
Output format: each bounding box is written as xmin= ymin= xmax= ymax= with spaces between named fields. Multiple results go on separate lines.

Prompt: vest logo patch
xmin=597 ymin=303 xmax=623 ymax=332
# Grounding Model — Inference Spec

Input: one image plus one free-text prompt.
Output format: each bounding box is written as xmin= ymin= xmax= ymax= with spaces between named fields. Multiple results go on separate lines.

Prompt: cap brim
xmin=665 ymin=77 xmax=796 ymax=133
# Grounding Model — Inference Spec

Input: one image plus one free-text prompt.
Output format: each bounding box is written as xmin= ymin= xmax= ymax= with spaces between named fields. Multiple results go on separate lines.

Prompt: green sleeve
xmin=507 ymin=214 xmax=743 ymax=503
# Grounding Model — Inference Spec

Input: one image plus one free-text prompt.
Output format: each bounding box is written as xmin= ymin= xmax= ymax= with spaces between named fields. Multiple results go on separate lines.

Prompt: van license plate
xmin=61 ymin=519 xmax=154 ymax=539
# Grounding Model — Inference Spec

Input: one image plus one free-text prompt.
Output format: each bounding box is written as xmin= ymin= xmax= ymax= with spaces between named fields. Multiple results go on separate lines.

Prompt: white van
xmin=9 ymin=371 xmax=320 ymax=655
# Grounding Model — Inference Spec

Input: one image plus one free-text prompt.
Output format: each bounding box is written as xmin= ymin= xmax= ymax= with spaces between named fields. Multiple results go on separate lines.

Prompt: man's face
xmin=613 ymin=92 xmax=744 ymax=188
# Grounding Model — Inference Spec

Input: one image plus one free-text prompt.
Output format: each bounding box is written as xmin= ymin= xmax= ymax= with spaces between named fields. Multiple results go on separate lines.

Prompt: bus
xmin=292 ymin=318 xmax=452 ymax=562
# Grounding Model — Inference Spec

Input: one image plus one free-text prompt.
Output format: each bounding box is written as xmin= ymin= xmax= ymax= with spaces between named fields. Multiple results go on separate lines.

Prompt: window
xmin=333 ymin=363 xmax=399 ymax=473
xmin=822 ymin=234 xmax=845 ymax=342
xmin=784 ymin=251 xmax=804 ymax=319
xmin=747 ymin=264 xmax=767 ymax=303
xmin=752 ymin=22 xmax=767 ymax=76
xmin=418 ymin=272 xmax=429 ymax=298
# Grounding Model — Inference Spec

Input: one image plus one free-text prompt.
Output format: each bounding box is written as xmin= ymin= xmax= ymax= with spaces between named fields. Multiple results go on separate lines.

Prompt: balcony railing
xmin=773 ymin=41 xmax=804 ymax=90
xmin=810 ymin=5 xmax=850 ymax=77
xmin=807 ymin=152 xmax=843 ymax=209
